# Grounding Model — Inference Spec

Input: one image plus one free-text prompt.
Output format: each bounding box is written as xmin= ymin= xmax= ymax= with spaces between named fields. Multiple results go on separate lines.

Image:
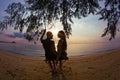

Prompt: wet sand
xmin=0 ymin=49 xmax=120 ymax=80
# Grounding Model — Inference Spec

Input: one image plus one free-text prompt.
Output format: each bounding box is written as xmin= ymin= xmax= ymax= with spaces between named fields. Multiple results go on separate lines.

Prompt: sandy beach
xmin=0 ymin=49 xmax=120 ymax=80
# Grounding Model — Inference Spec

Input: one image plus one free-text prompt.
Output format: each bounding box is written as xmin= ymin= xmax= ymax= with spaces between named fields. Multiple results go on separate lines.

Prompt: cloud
xmin=4 ymin=32 xmax=24 ymax=38
xmin=0 ymin=32 xmax=24 ymax=38
xmin=0 ymin=32 xmax=28 ymax=43
xmin=0 ymin=32 xmax=3 ymax=34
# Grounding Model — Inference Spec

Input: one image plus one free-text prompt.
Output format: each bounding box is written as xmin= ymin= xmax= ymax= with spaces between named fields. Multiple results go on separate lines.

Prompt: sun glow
xmin=53 ymin=29 xmax=59 ymax=35
xmin=49 ymin=28 xmax=59 ymax=37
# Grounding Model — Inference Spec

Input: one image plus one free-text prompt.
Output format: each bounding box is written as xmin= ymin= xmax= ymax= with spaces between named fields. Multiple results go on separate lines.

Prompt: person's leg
xmin=48 ymin=60 xmax=53 ymax=71
xmin=45 ymin=55 xmax=48 ymax=63
xmin=59 ymin=60 xmax=62 ymax=71
xmin=52 ymin=60 xmax=57 ymax=72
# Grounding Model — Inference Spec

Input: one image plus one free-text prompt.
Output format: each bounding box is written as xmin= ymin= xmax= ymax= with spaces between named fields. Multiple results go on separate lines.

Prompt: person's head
xmin=58 ymin=30 xmax=67 ymax=49
xmin=57 ymin=30 xmax=66 ymax=39
xmin=46 ymin=31 xmax=53 ymax=39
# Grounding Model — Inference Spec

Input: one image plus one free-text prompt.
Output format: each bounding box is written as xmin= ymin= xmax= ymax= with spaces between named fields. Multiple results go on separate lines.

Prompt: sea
xmin=0 ymin=42 xmax=120 ymax=57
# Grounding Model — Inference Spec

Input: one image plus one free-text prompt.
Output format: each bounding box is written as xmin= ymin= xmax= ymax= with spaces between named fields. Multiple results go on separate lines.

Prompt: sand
xmin=0 ymin=49 xmax=120 ymax=80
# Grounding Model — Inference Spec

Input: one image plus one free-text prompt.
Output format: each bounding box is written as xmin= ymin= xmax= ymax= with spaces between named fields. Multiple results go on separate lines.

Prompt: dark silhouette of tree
xmin=98 ymin=0 xmax=120 ymax=40
xmin=0 ymin=0 xmax=120 ymax=41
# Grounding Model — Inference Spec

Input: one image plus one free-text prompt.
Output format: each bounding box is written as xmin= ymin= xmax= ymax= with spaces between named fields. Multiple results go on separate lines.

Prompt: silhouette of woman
xmin=40 ymin=29 xmax=57 ymax=72
xmin=57 ymin=30 xmax=68 ymax=70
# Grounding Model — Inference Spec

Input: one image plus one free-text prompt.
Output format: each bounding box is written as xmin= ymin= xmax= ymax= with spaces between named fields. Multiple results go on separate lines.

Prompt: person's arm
xmin=40 ymin=29 xmax=46 ymax=42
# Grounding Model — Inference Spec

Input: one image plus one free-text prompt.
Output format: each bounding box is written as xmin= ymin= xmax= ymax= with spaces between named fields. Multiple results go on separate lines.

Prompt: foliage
xmin=0 ymin=0 xmax=120 ymax=41
xmin=98 ymin=0 xmax=120 ymax=40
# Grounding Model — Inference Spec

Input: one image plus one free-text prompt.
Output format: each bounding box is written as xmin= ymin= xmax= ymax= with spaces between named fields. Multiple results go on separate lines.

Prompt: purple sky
xmin=0 ymin=0 xmax=120 ymax=44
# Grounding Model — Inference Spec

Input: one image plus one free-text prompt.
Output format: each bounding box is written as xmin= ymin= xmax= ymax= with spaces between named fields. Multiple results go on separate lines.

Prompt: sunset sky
xmin=0 ymin=0 xmax=120 ymax=44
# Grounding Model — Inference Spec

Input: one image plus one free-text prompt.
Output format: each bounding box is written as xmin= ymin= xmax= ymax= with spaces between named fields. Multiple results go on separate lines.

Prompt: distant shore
xmin=0 ymin=49 xmax=120 ymax=80
xmin=0 ymin=41 xmax=16 ymax=43
xmin=1 ymin=42 xmax=120 ymax=57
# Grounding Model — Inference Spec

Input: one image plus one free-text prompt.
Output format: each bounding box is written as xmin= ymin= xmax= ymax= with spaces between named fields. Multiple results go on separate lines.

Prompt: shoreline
xmin=1 ymin=42 xmax=120 ymax=58
xmin=0 ymin=49 xmax=120 ymax=80
xmin=1 ymin=46 xmax=119 ymax=58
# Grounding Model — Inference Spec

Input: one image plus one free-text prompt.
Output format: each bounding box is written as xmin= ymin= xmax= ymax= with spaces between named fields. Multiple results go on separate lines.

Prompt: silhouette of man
xmin=40 ymin=29 xmax=57 ymax=72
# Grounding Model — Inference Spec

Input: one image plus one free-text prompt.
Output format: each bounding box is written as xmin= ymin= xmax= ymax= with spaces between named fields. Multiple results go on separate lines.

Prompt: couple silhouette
xmin=40 ymin=29 xmax=68 ymax=73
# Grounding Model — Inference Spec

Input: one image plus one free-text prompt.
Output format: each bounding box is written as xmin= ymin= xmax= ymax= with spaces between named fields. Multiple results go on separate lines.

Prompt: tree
xmin=0 ymin=0 xmax=120 ymax=41
xmin=98 ymin=0 xmax=120 ymax=40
